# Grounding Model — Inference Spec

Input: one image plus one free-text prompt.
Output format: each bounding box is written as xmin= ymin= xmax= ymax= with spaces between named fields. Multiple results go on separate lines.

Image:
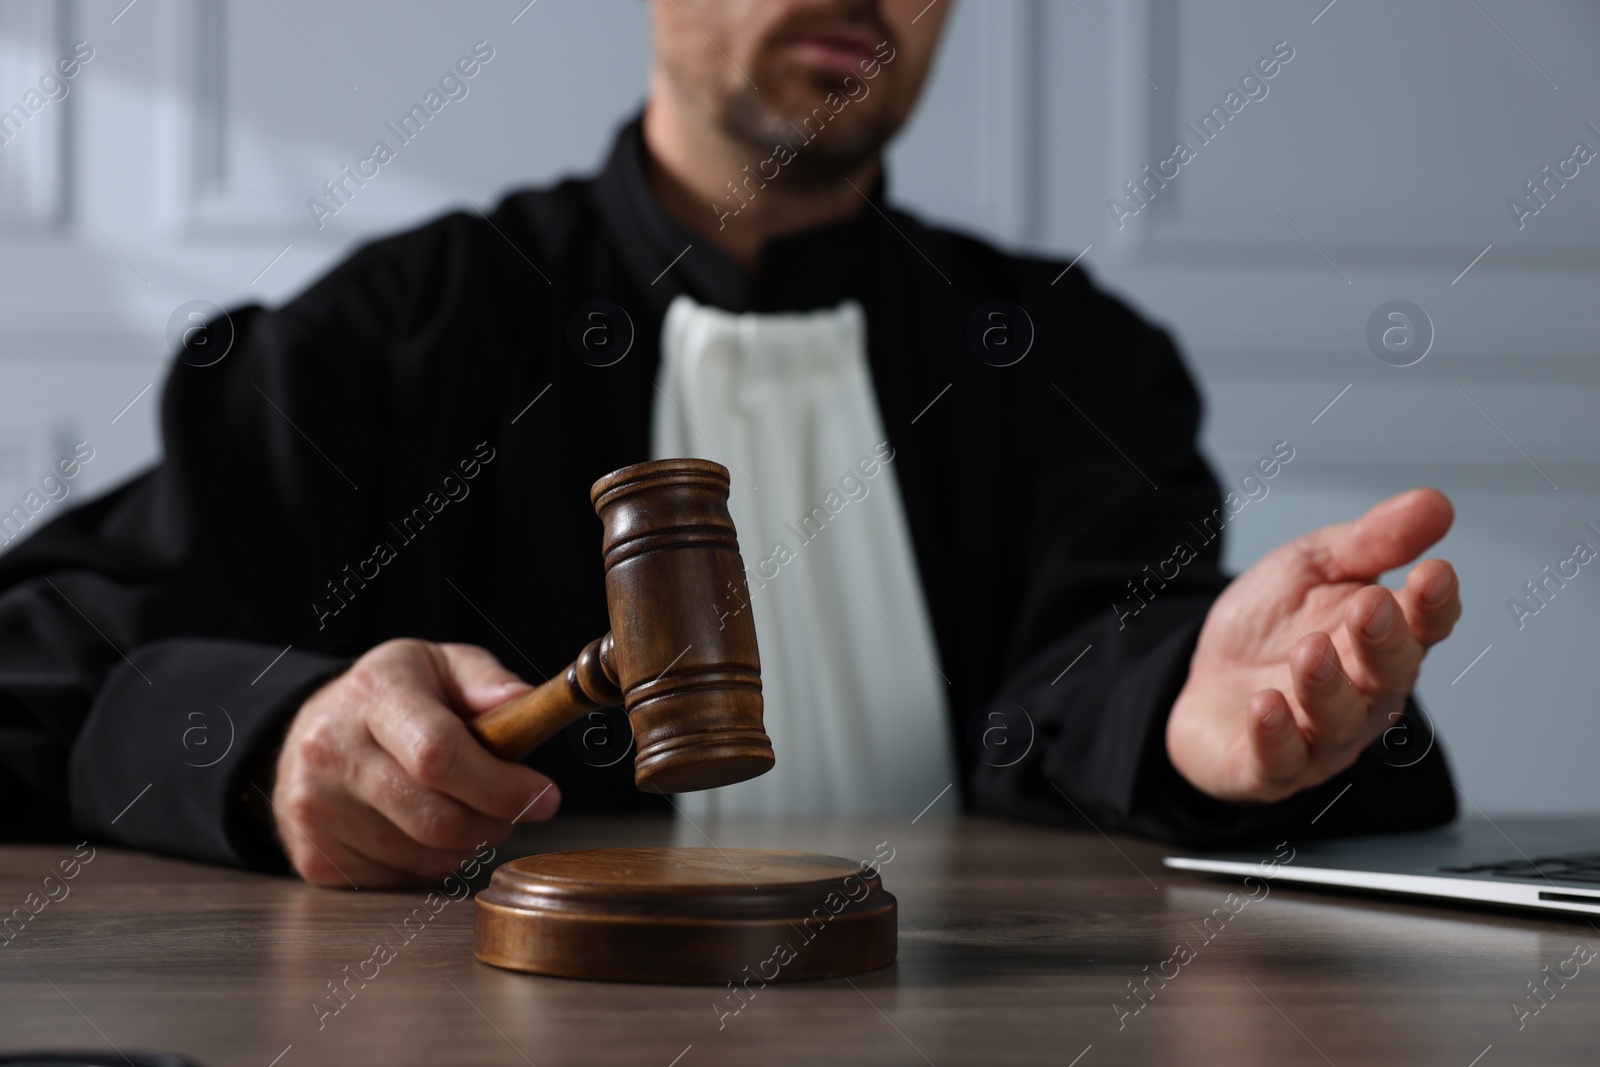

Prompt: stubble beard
xmin=720 ymin=79 xmax=895 ymax=186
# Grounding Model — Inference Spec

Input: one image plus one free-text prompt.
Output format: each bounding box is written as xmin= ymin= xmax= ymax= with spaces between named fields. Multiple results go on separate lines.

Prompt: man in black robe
xmin=0 ymin=0 xmax=1461 ymax=885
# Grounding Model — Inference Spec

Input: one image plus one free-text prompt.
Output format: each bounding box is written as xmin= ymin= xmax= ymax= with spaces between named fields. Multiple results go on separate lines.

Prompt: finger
xmin=1297 ymin=488 xmax=1454 ymax=584
xmin=365 ymin=689 xmax=563 ymax=822
xmin=306 ymin=840 xmax=417 ymax=890
xmin=1396 ymin=558 xmax=1461 ymax=647
xmin=324 ymin=796 xmax=491 ymax=881
xmin=353 ymin=743 xmax=525 ymax=853
xmin=273 ymin=795 xmax=418 ymax=889
xmin=1246 ymin=689 xmax=1310 ymax=799
xmin=1290 ymin=631 xmax=1367 ymax=747
xmin=1343 ymin=585 xmax=1423 ymax=701
xmin=434 ymin=643 xmax=533 ymax=715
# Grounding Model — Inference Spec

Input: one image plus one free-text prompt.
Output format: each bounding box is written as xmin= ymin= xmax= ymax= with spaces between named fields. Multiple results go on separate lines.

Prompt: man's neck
xmin=640 ymin=87 xmax=880 ymax=272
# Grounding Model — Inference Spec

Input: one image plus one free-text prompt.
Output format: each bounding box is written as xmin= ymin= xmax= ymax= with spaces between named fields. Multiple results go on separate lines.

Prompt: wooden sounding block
xmin=466 ymin=458 xmax=898 ymax=983
xmin=475 ymin=848 xmax=898 ymax=983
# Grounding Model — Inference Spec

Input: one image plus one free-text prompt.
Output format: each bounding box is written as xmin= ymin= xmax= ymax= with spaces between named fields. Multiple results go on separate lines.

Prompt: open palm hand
xmin=1166 ymin=488 xmax=1462 ymax=803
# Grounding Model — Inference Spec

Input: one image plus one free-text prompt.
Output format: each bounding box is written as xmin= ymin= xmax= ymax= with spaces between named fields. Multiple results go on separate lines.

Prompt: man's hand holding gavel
xmin=268 ymin=459 xmax=770 ymax=888
xmin=270 ymin=639 xmax=561 ymax=887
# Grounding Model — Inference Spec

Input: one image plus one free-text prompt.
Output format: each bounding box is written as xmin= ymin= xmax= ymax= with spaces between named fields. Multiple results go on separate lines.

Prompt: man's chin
xmin=744 ymin=125 xmax=887 ymax=185
xmin=724 ymin=96 xmax=894 ymax=177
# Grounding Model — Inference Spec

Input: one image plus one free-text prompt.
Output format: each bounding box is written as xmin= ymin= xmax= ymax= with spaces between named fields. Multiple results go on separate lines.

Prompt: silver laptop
xmin=1164 ymin=817 xmax=1600 ymax=919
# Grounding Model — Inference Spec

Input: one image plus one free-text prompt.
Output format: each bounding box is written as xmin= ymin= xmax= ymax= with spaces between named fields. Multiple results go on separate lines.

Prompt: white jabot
xmin=650 ymin=294 xmax=957 ymax=817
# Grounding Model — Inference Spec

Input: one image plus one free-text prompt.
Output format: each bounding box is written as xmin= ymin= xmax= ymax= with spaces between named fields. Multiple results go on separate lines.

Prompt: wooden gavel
xmin=468 ymin=459 xmax=896 ymax=984
xmin=466 ymin=458 xmax=774 ymax=794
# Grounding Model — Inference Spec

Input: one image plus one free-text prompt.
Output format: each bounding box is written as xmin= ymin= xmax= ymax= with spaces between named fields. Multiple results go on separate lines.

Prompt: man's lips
xmin=782 ymin=32 xmax=879 ymax=74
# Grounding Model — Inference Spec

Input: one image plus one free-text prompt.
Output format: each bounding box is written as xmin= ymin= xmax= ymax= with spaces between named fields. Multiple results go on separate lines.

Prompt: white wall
xmin=2 ymin=0 xmax=1596 ymax=813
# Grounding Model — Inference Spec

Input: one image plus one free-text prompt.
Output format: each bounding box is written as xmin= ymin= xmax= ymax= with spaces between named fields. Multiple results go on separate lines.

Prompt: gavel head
xmin=590 ymin=458 xmax=774 ymax=794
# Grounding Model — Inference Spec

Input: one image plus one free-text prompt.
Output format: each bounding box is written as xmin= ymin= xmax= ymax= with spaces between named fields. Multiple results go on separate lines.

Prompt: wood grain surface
xmin=2 ymin=815 xmax=1597 ymax=1066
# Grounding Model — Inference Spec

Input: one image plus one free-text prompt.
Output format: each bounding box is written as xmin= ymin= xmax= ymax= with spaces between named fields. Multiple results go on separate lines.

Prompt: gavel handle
xmin=466 ymin=634 xmax=624 ymax=761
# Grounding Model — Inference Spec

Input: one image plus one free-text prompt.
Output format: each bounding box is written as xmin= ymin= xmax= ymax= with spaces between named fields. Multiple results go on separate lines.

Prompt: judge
xmin=0 ymin=0 xmax=1461 ymax=886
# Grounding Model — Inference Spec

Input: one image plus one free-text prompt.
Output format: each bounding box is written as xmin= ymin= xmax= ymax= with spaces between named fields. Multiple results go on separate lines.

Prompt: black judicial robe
xmin=0 ymin=116 xmax=1456 ymax=869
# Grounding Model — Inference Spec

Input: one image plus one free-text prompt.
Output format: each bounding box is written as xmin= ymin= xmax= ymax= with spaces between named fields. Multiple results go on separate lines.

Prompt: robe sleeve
xmin=0 ymin=235 xmax=425 ymax=868
xmin=966 ymin=284 xmax=1457 ymax=846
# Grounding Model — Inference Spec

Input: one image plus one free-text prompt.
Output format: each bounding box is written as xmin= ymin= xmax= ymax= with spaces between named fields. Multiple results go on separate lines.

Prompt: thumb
xmin=1300 ymin=487 xmax=1454 ymax=583
xmin=435 ymin=643 xmax=534 ymax=716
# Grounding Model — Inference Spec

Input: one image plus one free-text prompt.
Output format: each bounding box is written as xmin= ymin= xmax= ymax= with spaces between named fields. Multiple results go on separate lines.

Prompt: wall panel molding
xmin=0 ymin=0 xmax=69 ymax=233
xmin=153 ymin=0 xmax=309 ymax=237
xmin=974 ymin=0 xmax=1043 ymax=248
xmin=1095 ymin=0 xmax=1600 ymax=271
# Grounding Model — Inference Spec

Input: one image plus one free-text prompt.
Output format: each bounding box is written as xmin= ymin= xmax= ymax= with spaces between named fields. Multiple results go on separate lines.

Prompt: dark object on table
xmin=0 ymin=1054 xmax=199 ymax=1066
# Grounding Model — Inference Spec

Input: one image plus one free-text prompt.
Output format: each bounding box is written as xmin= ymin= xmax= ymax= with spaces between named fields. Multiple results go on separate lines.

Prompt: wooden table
xmin=3 ymin=815 xmax=1595 ymax=1066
